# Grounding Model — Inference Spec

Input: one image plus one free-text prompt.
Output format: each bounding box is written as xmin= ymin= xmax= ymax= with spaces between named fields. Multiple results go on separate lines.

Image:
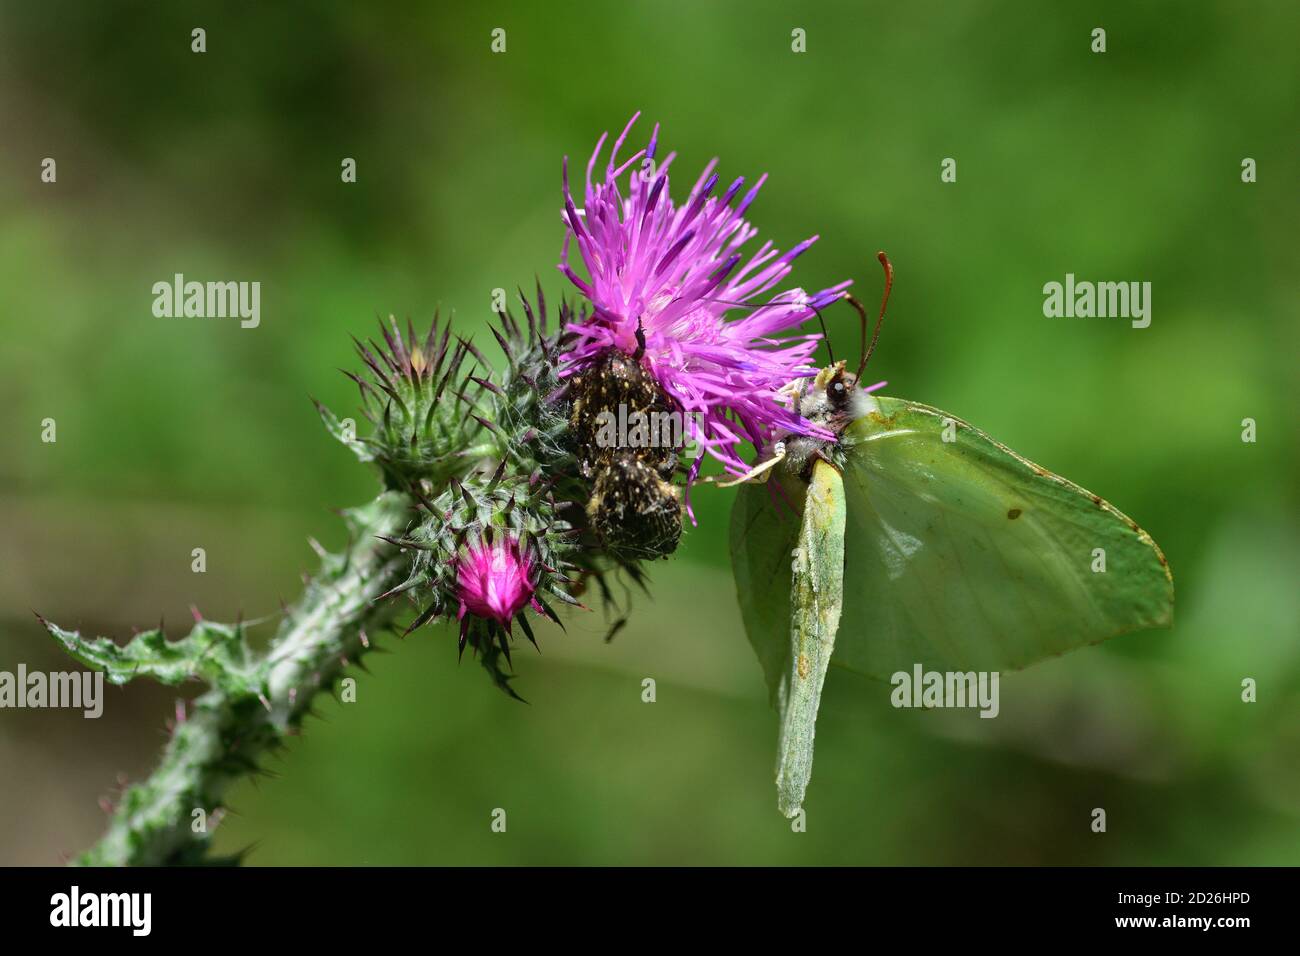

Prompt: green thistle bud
xmin=481 ymin=284 xmax=577 ymax=480
xmin=315 ymin=314 xmax=491 ymax=491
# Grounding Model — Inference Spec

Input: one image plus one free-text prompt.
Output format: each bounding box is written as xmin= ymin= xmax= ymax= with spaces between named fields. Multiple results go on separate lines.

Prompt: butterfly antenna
xmin=699 ymin=294 xmax=838 ymax=363
xmin=696 ymin=293 xmax=852 ymax=369
xmin=698 ymin=297 xmax=776 ymax=314
xmin=843 ymin=296 xmax=868 ymax=378
xmin=850 ymin=250 xmax=893 ymax=382
xmin=810 ymin=303 xmax=835 ymax=366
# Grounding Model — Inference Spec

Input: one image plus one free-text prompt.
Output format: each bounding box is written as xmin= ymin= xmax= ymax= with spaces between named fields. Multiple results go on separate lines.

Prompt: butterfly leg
xmin=716 ymin=443 xmax=787 ymax=487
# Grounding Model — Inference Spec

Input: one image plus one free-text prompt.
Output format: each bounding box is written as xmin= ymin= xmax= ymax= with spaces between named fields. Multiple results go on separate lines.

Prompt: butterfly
xmin=728 ymin=254 xmax=1175 ymax=817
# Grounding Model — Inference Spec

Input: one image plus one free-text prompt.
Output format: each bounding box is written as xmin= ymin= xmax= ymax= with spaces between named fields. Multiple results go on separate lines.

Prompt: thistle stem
xmin=76 ymin=491 xmax=413 ymax=866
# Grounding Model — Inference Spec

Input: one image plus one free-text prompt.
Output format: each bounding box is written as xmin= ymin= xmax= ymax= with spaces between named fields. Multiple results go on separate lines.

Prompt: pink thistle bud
xmin=456 ymin=535 xmax=537 ymax=628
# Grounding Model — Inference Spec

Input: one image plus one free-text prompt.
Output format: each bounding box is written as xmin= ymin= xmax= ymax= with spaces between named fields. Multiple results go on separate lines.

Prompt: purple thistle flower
xmin=456 ymin=535 xmax=539 ymax=633
xmin=558 ymin=113 xmax=850 ymax=483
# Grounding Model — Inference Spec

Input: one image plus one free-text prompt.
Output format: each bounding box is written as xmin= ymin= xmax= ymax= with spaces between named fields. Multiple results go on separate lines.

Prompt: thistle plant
xmin=40 ymin=114 xmax=1162 ymax=861
xmin=36 ymin=115 xmax=858 ymax=863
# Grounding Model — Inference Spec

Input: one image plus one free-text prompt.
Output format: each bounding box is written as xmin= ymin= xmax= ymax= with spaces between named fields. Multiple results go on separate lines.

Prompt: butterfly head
xmin=766 ymin=253 xmax=894 ymax=481
xmin=793 ymin=361 xmax=871 ymax=431
xmin=770 ymin=361 xmax=872 ymax=480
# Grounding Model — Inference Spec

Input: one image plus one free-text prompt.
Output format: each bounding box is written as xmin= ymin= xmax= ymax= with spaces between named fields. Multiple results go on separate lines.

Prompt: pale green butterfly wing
xmin=774 ymin=459 xmax=845 ymax=818
xmin=730 ymin=470 xmax=801 ymax=706
xmin=729 ymin=392 xmax=1174 ymax=814
xmin=832 ymin=394 xmax=1174 ymax=677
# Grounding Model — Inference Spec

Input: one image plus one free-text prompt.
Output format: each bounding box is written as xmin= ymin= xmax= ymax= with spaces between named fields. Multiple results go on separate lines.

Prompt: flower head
xmin=558 ymin=113 xmax=850 ymax=479
xmin=456 ymin=534 xmax=538 ymax=629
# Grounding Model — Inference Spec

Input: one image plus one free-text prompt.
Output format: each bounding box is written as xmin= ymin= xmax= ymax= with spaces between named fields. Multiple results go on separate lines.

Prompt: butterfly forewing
xmin=775 ymin=459 xmax=846 ymax=817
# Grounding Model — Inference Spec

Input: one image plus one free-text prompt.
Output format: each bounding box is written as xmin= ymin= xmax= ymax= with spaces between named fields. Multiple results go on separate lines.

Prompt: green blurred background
xmin=1 ymin=1 xmax=1296 ymax=865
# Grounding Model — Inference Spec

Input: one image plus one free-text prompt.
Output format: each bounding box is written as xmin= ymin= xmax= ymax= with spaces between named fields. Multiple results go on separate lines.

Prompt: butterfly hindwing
xmin=833 ymin=394 xmax=1174 ymax=678
xmin=729 ymin=470 xmax=799 ymax=705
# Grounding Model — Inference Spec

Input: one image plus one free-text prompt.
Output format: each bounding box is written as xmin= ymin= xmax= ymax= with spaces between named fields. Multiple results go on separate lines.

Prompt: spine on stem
xmin=45 ymin=492 xmax=412 ymax=866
